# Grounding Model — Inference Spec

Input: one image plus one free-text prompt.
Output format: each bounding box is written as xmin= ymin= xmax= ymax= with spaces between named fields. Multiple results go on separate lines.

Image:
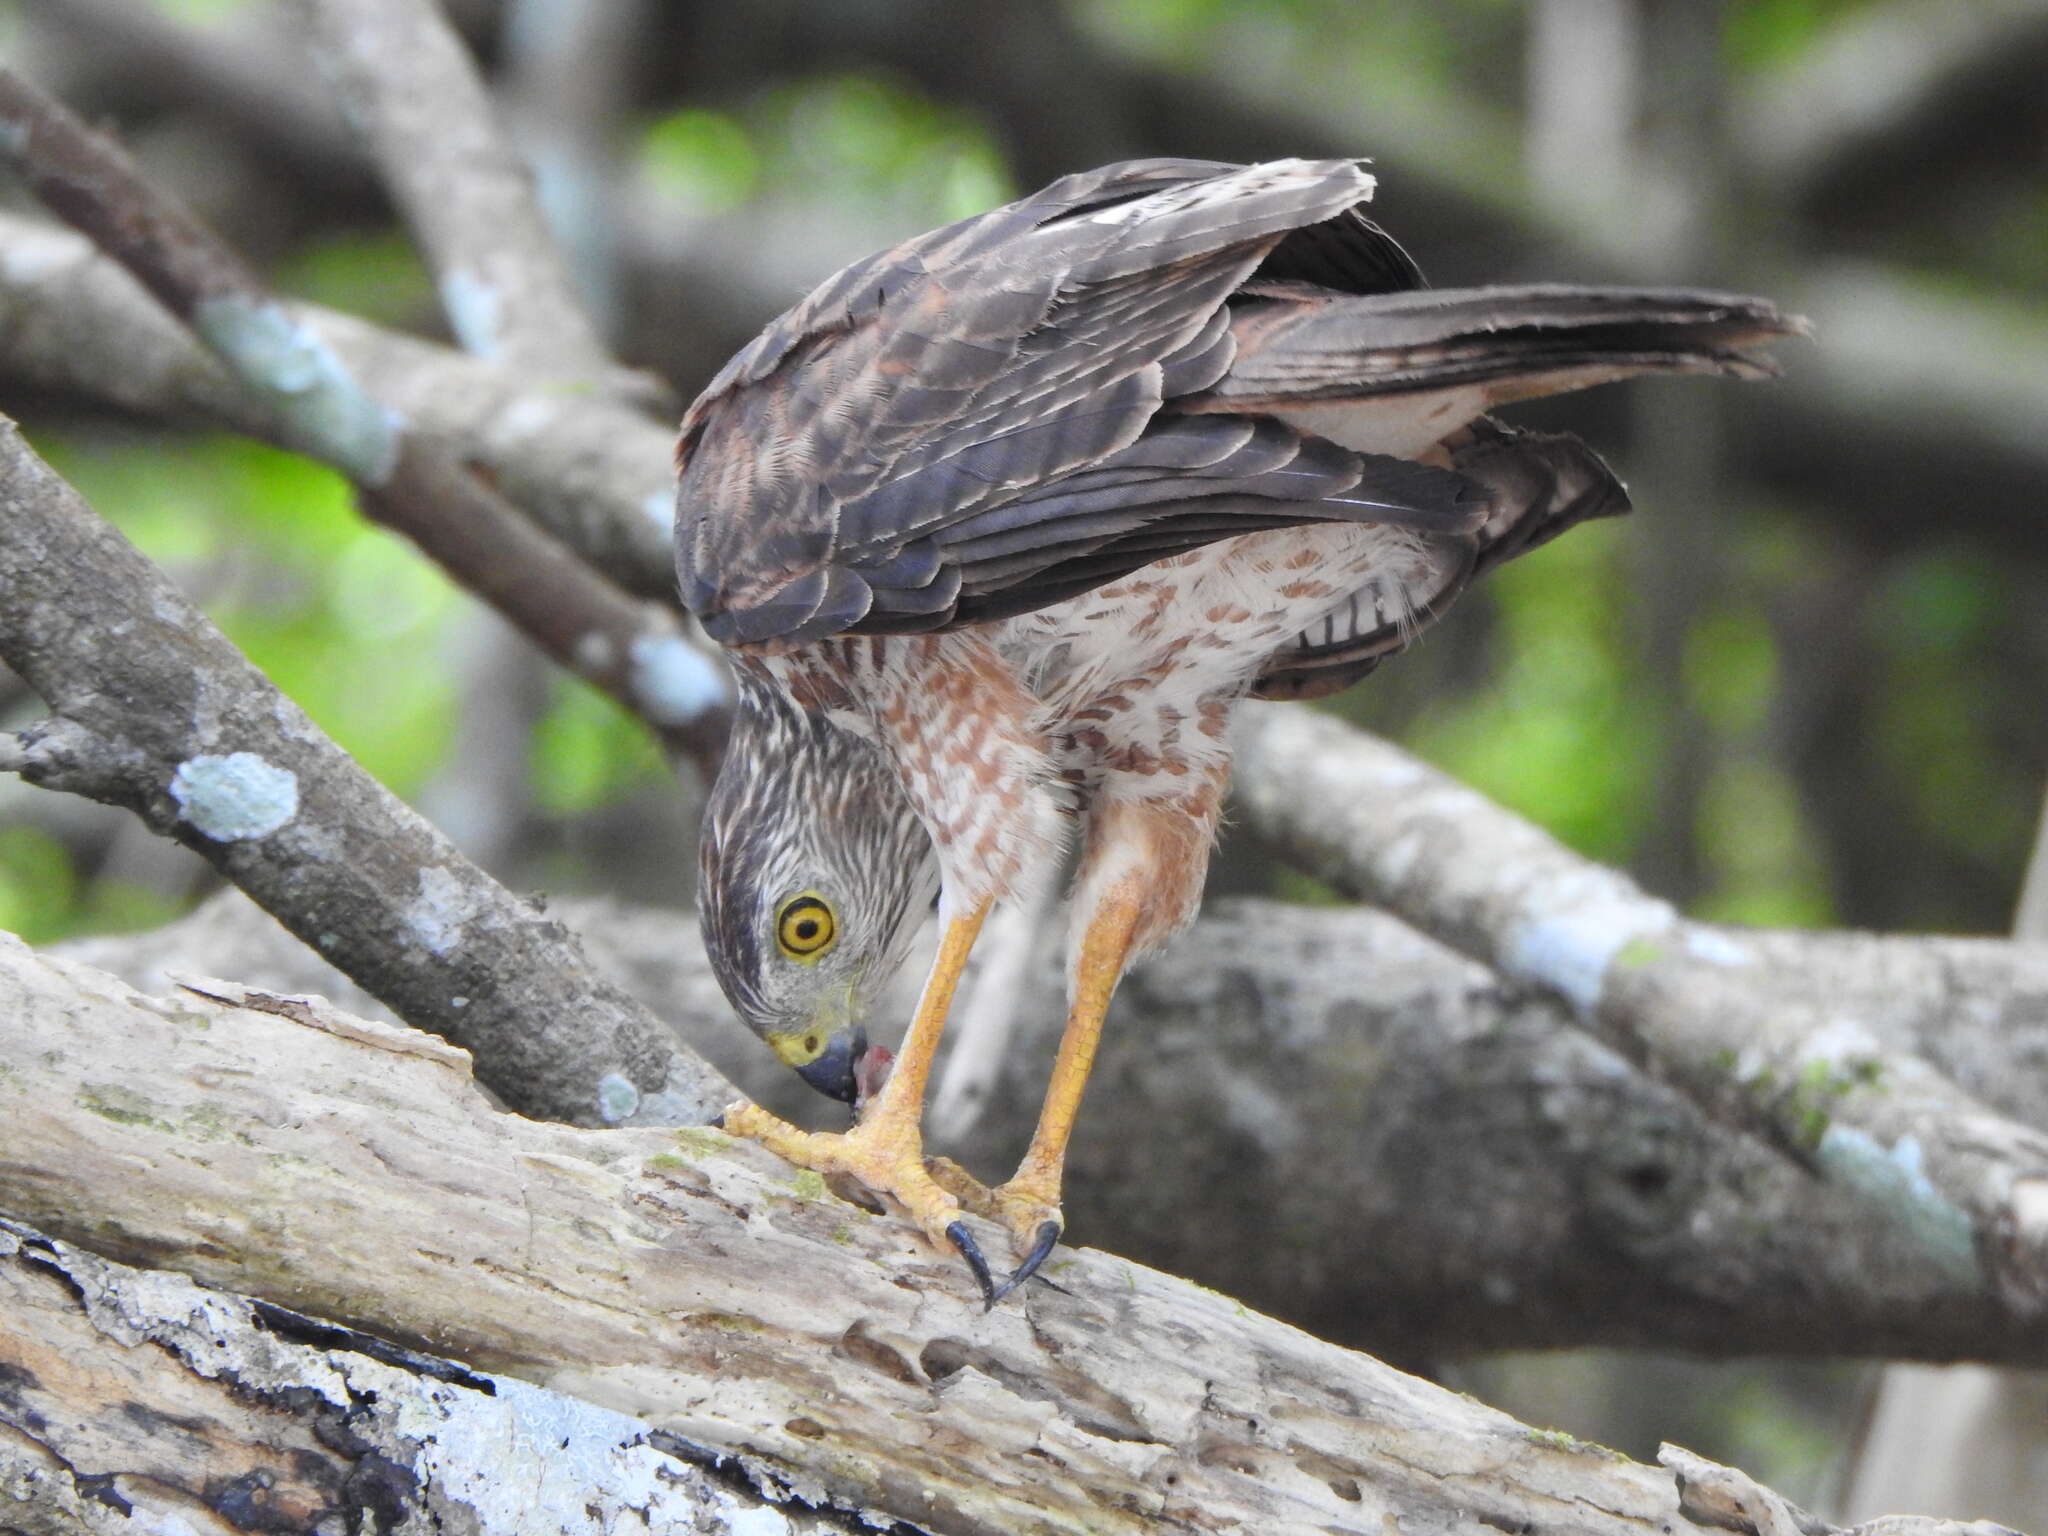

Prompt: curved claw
xmin=987 ymin=1219 xmax=1063 ymax=1307
xmin=945 ymin=1220 xmax=998 ymax=1308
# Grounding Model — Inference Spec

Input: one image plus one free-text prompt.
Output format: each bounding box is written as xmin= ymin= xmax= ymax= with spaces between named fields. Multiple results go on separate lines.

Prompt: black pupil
xmin=795 ymin=920 xmax=818 ymax=941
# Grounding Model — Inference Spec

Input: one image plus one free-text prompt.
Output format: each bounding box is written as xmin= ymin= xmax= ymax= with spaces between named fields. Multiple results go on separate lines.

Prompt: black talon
xmin=945 ymin=1220 xmax=998 ymax=1308
xmin=987 ymin=1219 xmax=1063 ymax=1307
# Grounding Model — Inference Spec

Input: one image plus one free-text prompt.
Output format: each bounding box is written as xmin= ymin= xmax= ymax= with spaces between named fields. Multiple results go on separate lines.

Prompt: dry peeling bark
xmin=52 ymin=884 xmax=2048 ymax=1368
xmin=0 ymin=932 xmax=2021 ymax=1536
xmin=0 ymin=1223 xmax=851 ymax=1536
xmin=3 ymin=1225 xmax=2017 ymax=1536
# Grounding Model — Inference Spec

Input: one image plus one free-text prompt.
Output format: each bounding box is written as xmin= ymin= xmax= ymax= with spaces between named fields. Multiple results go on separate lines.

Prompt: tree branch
xmin=0 ymin=67 xmax=728 ymax=775
xmin=0 ymin=1215 xmax=854 ymax=1534
xmin=298 ymin=0 xmax=664 ymax=407
xmin=50 ymin=884 xmax=2048 ymax=1368
xmin=0 ymin=211 xmax=677 ymax=597
xmin=1738 ymin=0 xmax=2048 ymax=232
xmin=0 ymin=940 xmax=2013 ymax=1536
xmin=1235 ymin=705 xmax=2048 ymax=1314
xmin=497 ymin=0 xmax=650 ymax=341
xmin=24 ymin=0 xmax=366 ymax=189
xmin=0 ymin=417 xmax=728 ymax=1127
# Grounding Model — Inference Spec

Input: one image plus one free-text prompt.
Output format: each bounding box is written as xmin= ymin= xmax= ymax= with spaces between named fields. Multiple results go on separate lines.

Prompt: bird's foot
xmin=721 ymin=1102 xmax=1000 ymax=1305
xmin=928 ymin=1158 xmax=1064 ymax=1305
xmin=985 ymin=1180 xmax=1064 ymax=1304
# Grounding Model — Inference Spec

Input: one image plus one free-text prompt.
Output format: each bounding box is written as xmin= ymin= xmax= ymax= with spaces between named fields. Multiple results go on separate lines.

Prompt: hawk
xmin=675 ymin=158 xmax=1797 ymax=1303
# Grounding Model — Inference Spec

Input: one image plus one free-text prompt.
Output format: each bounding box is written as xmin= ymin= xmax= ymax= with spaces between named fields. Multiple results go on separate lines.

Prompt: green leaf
xmin=272 ymin=230 xmax=436 ymax=330
xmin=640 ymin=108 xmax=761 ymax=212
xmin=530 ymin=679 xmax=665 ymax=815
xmin=0 ymin=826 xmax=79 ymax=945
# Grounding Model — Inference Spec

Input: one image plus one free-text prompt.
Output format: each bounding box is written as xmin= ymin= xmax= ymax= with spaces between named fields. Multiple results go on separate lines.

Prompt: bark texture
xmin=1237 ymin=706 xmax=2048 ymax=1317
xmin=0 ymin=934 xmax=2018 ymax=1536
xmin=0 ymin=418 xmax=729 ymax=1128
xmin=45 ymin=883 xmax=2048 ymax=1368
xmin=0 ymin=1221 xmax=848 ymax=1535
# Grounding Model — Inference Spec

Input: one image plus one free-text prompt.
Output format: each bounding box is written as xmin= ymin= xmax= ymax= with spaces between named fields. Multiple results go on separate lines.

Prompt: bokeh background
xmin=2 ymin=0 xmax=2045 ymax=1516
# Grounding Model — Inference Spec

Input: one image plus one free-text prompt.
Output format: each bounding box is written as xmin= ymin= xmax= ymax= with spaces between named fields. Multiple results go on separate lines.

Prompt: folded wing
xmin=674 ymin=157 xmax=1804 ymax=652
xmin=676 ymin=159 xmax=1470 ymax=646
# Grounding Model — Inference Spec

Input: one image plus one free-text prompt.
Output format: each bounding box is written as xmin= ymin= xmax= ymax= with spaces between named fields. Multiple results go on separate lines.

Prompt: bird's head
xmin=697 ymin=678 xmax=937 ymax=1103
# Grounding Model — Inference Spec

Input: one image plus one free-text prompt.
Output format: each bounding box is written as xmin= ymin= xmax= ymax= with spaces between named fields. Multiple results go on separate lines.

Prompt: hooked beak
xmin=794 ymin=1024 xmax=868 ymax=1104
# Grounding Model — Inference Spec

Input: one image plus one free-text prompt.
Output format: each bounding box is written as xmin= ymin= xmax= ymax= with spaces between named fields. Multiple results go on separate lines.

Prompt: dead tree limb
xmin=48 ymin=885 xmax=2048 ymax=1368
xmin=0 ymin=417 xmax=728 ymax=1127
xmin=0 ymin=938 xmax=2019 ymax=1536
xmin=298 ymin=0 xmax=663 ymax=403
xmin=1235 ymin=705 xmax=2048 ymax=1314
xmin=0 ymin=67 xmax=728 ymax=774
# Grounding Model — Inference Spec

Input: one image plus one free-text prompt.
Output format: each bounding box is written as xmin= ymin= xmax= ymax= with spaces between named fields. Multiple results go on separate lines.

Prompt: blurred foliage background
xmin=1 ymin=0 xmax=2044 ymax=1512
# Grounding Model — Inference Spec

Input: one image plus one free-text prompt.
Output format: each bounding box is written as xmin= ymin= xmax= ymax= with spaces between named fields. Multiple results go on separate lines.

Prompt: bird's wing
xmin=926 ymin=414 xmax=1481 ymax=627
xmin=675 ymin=158 xmax=1474 ymax=646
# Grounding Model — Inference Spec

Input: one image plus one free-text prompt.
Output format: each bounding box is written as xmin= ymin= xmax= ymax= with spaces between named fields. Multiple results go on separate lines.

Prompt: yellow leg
xmin=1016 ymin=885 xmax=1140 ymax=1199
xmin=977 ymin=876 xmax=1144 ymax=1298
xmin=723 ymin=901 xmax=990 ymax=1272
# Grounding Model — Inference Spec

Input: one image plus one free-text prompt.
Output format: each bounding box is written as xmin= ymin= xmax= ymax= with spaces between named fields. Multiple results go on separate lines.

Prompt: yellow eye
xmin=775 ymin=894 xmax=837 ymax=962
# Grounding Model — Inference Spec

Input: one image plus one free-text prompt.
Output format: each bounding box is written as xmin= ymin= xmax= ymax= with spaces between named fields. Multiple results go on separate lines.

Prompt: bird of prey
xmin=676 ymin=157 xmax=1797 ymax=1304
